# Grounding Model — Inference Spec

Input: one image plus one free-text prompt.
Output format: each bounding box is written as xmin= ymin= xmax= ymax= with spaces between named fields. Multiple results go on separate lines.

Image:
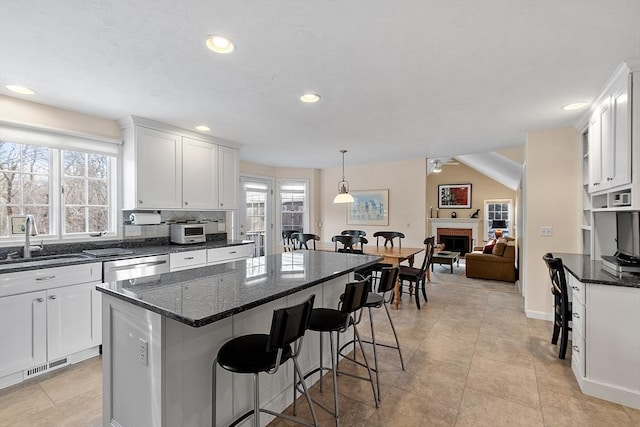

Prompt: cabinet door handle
xmin=573 ymin=312 xmax=580 ymax=318
xmin=607 ymin=177 xmax=613 ymax=181
xmin=229 ymin=251 xmax=237 ymax=254
xmin=49 ymin=295 xmax=57 ymax=300
xmin=36 ymin=298 xmax=44 ymax=303
xmin=571 ymin=286 xmax=579 ymax=291
xmin=572 ymin=345 xmax=579 ymax=353
xmin=184 ymin=201 xmax=189 ymax=206
xmin=139 ymin=200 xmax=143 ymax=204
xmin=36 ymin=276 xmax=56 ymax=281
xmin=184 ymin=257 xmax=194 ymax=260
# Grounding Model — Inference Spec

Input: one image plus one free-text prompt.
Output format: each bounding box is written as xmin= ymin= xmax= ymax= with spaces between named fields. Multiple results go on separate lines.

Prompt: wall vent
xmin=25 ymin=363 xmax=48 ymax=378
xmin=49 ymin=358 xmax=68 ymax=368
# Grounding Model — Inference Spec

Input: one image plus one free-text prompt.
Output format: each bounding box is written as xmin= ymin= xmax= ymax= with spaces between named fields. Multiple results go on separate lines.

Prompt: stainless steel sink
xmin=0 ymin=253 xmax=94 ymax=271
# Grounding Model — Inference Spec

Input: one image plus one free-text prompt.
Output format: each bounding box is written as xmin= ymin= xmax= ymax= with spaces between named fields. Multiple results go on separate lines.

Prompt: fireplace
xmin=440 ymin=235 xmax=470 ymax=255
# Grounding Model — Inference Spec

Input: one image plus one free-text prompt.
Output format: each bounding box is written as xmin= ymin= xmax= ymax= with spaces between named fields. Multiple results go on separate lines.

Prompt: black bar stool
xmin=212 ymin=295 xmax=318 ymax=427
xmin=295 ymin=279 xmax=378 ymax=426
xmin=339 ymin=266 xmax=404 ymax=400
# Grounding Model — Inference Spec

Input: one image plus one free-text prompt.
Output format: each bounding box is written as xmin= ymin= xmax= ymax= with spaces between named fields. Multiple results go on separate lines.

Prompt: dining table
xmin=314 ymin=242 xmax=425 ymax=309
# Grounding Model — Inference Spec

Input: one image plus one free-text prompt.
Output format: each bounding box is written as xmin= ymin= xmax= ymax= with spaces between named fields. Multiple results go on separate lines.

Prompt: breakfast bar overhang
xmin=97 ymin=251 xmax=381 ymax=427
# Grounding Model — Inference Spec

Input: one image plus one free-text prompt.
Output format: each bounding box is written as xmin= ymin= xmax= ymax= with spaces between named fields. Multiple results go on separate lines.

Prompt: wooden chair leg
xmin=414 ymin=280 xmax=421 ymax=310
xmin=421 ymin=278 xmax=428 ymax=302
xmin=551 ymin=321 xmax=560 ymax=345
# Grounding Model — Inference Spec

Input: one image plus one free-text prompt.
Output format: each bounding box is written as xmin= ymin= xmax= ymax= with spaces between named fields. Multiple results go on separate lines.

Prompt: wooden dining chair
xmin=331 ymin=235 xmax=368 ymax=254
xmin=292 ymin=233 xmax=320 ymax=250
xmin=398 ymin=236 xmax=434 ymax=309
xmin=373 ymin=231 xmax=404 ymax=249
xmin=341 ymin=230 xmax=367 ymax=237
xmin=542 ymin=253 xmax=572 ymax=359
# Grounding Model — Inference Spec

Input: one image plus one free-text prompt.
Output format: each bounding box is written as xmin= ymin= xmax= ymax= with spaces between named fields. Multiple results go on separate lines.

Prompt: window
xmin=485 ymin=199 xmax=512 ymax=240
xmin=279 ymin=180 xmax=307 ymax=233
xmin=0 ymin=140 xmax=116 ymax=239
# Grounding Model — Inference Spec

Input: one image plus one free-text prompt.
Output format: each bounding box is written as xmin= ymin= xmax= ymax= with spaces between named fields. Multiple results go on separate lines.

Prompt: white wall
xmin=523 ymin=127 xmax=581 ymax=319
xmin=0 ymin=95 xmax=121 ymax=141
xmin=319 ymin=158 xmax=426 ymax=249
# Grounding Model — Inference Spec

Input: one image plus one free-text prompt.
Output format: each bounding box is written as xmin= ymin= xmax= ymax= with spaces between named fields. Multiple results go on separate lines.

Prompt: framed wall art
xmin=438 ymin=184 xmax=472 ymax=209
xmin=347 ymin=189 xmax=389 ymax=225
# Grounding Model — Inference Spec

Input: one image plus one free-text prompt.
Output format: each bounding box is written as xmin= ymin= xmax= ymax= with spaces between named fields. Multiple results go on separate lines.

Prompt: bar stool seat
xmin=309 ymin=309 xmax=352 ymax=331
xmin=217 ymin=334 xmax=293 ymax=374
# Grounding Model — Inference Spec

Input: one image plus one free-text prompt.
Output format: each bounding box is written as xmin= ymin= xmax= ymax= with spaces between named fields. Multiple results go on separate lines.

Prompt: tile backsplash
xmin=122 ymin=210 xmax=226 ymax=240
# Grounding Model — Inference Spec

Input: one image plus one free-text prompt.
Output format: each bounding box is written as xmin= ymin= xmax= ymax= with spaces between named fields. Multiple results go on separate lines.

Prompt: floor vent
xmin=49 ymin=358 xmax=68 ymax=368
xmin=25 ymin=363 xmax=48 ymax=378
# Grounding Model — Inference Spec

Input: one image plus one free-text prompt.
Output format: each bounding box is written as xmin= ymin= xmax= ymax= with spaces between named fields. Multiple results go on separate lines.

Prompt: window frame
xmin=278 ymin=179 xmax=309 ymax=234
xmin=484 ymin=199 xmax=512 ymax=240
xmin=0 ymin=125 xmax=119 ymax=245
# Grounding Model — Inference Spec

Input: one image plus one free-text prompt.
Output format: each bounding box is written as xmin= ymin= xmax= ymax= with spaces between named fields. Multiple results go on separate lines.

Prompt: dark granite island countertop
xmin=97 ymin=250 xmax=382 ymax=327
xmin=555 ymin=252 xmax=640 ymax=288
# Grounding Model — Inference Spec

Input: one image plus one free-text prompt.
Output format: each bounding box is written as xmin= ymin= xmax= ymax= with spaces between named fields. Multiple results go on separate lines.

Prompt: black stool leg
xmin=367 ymin=307 xmax=381 ymax=401
xmin=329 ymin=331 xmax=339 ymax=426
xmin=383 ymin=301 xmax=405 ymax=370
xmin=211 ymin=359 xmax=217 ymax=427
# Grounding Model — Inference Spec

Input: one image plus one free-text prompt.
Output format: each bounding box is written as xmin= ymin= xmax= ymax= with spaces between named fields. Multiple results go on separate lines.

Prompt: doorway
xmin=239 ymin=177 xmax=273 ymax=256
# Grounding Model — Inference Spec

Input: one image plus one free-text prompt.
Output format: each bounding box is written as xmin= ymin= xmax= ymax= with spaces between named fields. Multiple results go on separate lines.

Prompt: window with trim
xmin=484 ymin=199 xmax=512 ymax=240
xmin=279 ymin=180 xmax=308 ymax=233
xmin=0 ymin=139 xmax=116 ymax=239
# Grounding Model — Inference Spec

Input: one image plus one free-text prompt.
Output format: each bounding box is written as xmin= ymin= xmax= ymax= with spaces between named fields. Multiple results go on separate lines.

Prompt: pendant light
xmin=333 ymin=150 xmax=355 ymax=203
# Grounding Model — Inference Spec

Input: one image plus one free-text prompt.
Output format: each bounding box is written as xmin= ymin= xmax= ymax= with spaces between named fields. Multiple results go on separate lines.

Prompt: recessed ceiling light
xmin=6 ymin=85 xmax=35 ymax=95
xmin=562 ymin=102 xmax=588 ymax=111
xmin=195 ymin=125 xmax=211 ymax=132
xmin=300 ymin=93 xmax=321 ymax=103
xmin=205 ymin=35 xmax=234 ymax=54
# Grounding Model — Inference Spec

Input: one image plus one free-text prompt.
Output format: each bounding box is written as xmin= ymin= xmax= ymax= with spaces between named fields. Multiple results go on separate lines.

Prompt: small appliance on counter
xmin=170 ymin=223 xmax=206 ymax=244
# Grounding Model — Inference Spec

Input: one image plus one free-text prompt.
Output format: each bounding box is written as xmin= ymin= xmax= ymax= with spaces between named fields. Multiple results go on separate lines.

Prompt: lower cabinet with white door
xmin=0 ymin=262 xmax=103 ymax=389
xmin=564 ymin=261 xmax=640 ymax=410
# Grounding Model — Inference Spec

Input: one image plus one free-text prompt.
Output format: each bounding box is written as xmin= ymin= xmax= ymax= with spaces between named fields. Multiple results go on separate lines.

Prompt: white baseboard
xmin=582 ymin=377 xmax=640 ymax=410
xmin=525 ymin=310 xmax=553 ymax=321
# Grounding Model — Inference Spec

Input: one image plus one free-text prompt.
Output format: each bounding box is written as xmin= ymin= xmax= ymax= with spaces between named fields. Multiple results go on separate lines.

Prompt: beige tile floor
xmin=1 ymin=262 xmax=639 ymax=426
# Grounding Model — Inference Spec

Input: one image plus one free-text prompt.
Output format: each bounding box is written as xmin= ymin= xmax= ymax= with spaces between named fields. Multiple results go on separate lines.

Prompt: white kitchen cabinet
xmin=120 ymin=117 xmax=241 ymax=211
xmin=0 ymin=263 xmax=102 ymax=389
xmin=46 ymin=283 xmax=102 ymax=361
xmin=182 ymin=137 xmax=218 ymax=210
xmin=123 ymin=126 xmax=183 ymax=209
xmin=588 ymin=67 xmax=632 ymax=195
xmin=567 ymin=271 xmax=640 ymax=410
xmin=218 ymin=145 xmax=239 ymax=209
xmin=0 ymin=291 xmax=47 ymax=378
xmin=169 ymin=249 xmax=207 ymax=272
xmin=207 ymin=244 xmax=253 ymax=265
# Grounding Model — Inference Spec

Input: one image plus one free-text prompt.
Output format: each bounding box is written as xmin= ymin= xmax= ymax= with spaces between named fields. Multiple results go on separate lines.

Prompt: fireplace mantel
xmin=430 ymin=218 xmax=482 ymax=247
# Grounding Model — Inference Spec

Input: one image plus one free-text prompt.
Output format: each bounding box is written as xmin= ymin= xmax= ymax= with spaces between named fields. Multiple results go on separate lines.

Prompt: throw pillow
xmin=492 ymin=242 xmax=508 ymax=257
xmin=483 ymin=243 xmax=495 ymax=254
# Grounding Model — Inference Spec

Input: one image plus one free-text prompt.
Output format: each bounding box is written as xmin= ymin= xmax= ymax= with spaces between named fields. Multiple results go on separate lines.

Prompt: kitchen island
xmin=97 ymin=250 xmax=381 ymax=427
xmin=557 ymin=253 xmax=640 ymax=410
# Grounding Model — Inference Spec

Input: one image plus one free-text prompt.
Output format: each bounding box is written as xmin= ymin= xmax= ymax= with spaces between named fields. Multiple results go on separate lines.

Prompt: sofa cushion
xmin=483 ymin=244 xmax=495 ymax=254
xmin=492 ymin=242 xmax=508 ymax=257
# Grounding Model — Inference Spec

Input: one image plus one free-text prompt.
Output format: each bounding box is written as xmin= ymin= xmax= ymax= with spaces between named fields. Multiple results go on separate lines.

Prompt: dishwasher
xmin=103 ymin=254 xmax=170 ymax=283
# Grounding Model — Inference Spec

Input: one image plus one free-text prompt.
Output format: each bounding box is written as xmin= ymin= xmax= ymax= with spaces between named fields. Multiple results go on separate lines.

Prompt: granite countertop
xmin=97 ymin=251 xmax=382 ymax=327
xmin=0 ymin=239 xmax=252 ymax=274
xmin=556 ymin=253 xmax=640 ymax=288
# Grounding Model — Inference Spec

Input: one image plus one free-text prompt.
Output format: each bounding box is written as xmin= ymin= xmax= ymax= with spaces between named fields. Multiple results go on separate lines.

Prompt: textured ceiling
xmin=1 ymin=0 xmax=639 ymax=168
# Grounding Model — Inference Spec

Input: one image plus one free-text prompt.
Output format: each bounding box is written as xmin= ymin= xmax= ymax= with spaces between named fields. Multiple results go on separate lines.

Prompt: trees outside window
xmin=0 ymin=141 xmax=115 ymax=239
xmin=279 ymin=181 xmax=307 ymax=233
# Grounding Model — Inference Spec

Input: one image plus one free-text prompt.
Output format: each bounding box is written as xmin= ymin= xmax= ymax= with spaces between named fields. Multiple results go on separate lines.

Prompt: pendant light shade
xmin=334 ymin=150 xmax=354 ymax=204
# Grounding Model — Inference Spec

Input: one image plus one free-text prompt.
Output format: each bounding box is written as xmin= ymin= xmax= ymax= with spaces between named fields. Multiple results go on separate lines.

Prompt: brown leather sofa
xmin=465 ymin=238 xmax=516 ymax=282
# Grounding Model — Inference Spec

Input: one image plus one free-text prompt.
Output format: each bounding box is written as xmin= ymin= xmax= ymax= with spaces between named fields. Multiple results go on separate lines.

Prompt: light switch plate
xmin=539 ymin=226 xmax=553 ymax=237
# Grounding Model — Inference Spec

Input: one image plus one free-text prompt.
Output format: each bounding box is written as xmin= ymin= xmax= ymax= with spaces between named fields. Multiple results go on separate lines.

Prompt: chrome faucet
xmin=24 ymin=215 xmax=43 ymax=259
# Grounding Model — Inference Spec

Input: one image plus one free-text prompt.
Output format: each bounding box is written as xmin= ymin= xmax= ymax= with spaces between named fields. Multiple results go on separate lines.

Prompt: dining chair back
xmin=292 ymin=232 xmax=320 ymax=250
xmin=331 ymin=235 xmax=368 ymax=254
xmin=341 ymin=230 xmax=367 ymax=237
xmin=373 ymin=231 xmax=405 ymax=249
xmin=398 ymin=236 xmax=434 ymax=309
xmin=542 ymin=253 xmax=572 ymax=359
xmin=282 ymin=229 xmax=300 ymax=246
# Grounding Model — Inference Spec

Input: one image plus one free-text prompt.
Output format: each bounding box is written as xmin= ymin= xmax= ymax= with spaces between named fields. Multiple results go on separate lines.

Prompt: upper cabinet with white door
xmin=120 ymin=116 xmax=241 ymax=210
xmin=586 ymin=59 xmax=640 ymax=210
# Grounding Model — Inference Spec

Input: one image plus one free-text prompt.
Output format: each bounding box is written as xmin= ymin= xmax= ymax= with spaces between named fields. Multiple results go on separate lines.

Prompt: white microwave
xmin=170 ymin=223 xmax=206 ymax=244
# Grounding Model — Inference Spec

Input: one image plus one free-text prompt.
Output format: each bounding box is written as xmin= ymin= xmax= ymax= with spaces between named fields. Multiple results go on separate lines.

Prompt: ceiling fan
xmin=429 ymin=158 xmax=460 ymax=173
